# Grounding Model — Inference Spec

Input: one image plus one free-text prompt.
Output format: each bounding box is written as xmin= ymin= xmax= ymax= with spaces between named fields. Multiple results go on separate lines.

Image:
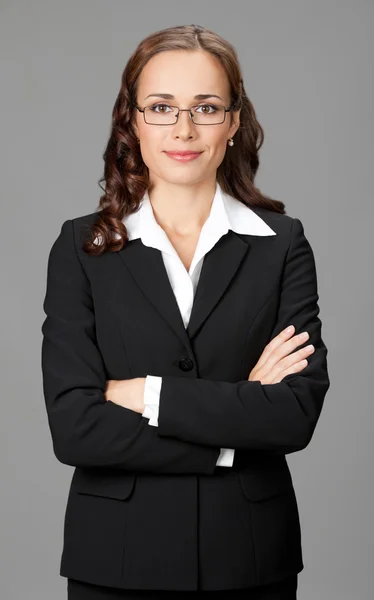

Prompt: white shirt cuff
xmin=216 ymin=447 xmax=235 ymax=467
xmin=142 ymin=375 xmax=162 ymax=427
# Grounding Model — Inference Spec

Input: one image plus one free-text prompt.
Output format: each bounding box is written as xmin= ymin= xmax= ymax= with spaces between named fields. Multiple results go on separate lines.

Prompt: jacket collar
xmin=118 ymin=182 xmax=276 ymax=281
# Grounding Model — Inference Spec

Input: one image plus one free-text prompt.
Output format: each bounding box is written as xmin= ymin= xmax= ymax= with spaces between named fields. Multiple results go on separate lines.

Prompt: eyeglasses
xmin=134 ymin=102 xmax=234 ymax=125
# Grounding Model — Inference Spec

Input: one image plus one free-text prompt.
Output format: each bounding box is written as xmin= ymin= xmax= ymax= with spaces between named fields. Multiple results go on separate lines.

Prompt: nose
xmin=172 ymin=109 xmax=196 ymax=138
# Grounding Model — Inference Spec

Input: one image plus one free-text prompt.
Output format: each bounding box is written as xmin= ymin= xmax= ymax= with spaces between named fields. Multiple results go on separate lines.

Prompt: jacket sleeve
xmin=143 ymin=375 xmax=235 ymax=466
xmin=156 ymin=217 xmax=330 ymax=454
xmin=41 ymin=218 xmax=220 ymax=473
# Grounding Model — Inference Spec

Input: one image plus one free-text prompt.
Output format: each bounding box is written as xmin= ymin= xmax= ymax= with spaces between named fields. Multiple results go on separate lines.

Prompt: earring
xmin=228 ymin=138 xmax=234 ymax=146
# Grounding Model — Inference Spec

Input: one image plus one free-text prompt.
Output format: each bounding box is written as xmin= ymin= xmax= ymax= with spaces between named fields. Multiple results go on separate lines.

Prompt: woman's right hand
xmin=248 ymin=325 xmax=315 ymax=384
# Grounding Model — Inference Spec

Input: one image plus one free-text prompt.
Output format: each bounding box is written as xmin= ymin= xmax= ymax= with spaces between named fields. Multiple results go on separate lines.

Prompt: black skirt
xmin=67 ymin=574 xmax=298 ymax=599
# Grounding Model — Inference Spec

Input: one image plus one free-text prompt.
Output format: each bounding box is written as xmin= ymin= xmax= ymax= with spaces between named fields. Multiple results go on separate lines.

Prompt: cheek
xmin=208 ymin=133 xmax=229 ymax=164
xmin=138 ymin=131 xmax=165 ymax=169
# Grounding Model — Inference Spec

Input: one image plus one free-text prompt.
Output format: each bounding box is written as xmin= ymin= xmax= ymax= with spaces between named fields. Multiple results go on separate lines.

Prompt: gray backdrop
xmin=1 ymin=1 xmax=372 ymax=598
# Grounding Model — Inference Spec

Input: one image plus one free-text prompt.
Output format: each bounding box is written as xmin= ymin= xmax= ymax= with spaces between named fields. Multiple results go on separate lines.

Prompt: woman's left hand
xmin=105 ymin=378 xmax=145 ymax=414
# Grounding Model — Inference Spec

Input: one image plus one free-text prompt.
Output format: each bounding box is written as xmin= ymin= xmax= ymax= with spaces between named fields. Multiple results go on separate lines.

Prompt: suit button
xmin=178 ymin=357 xmax=194 ymax=372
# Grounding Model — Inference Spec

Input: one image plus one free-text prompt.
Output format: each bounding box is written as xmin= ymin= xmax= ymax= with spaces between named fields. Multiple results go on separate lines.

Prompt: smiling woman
xmin=41 ymin=22 xmax=329 ymax=600
xmin=80 ymin=23 xmax=286 ymax=256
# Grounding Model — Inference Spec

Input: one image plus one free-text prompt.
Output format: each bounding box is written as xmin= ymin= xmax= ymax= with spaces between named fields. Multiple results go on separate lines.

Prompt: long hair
xmin=83 ymin=24 xmax=286 ymax=255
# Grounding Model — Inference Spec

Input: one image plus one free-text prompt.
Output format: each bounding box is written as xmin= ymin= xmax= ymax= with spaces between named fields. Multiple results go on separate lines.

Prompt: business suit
xmin=41 ymin=193 xmax=329 ymax=595
xmin=117 ymin=181 xmax=279 ymax=468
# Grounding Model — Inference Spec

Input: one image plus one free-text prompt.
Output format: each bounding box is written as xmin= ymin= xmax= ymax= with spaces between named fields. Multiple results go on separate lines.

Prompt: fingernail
xmin=286 ymin=326 xmax=294 ymax=333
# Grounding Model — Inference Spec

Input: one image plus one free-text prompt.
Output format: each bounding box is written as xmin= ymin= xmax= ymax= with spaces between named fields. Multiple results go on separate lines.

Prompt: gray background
xmin=1 ymin=1 xmax=372 ymax=598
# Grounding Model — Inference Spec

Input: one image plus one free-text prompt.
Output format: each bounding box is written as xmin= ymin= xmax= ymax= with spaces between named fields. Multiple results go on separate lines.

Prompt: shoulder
xmin=244 ymin=205 xmax=316 ymax=268
xmin=54 ymin=211 xmax=99 ymax=238
xmin=248 ymin=205 xmax=295 ymax=236
xmin=54 ymin=211 xmax=101 ymax=251
xmin=248 ymin=205 xmax=310 ymax=247
xmin=46 ymin=212 xmax=99 ymax=264
xmin=70 ymin=211 xmax=100 ymax=238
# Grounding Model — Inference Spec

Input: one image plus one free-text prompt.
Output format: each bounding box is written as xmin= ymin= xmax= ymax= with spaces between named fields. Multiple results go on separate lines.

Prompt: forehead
xmin=137 ymin=50 xmax=230 ymax=101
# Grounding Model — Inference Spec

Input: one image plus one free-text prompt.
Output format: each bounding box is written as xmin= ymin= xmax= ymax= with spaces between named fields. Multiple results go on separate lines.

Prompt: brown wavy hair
xmin=83 ymin=23 xmax=286 ymax=255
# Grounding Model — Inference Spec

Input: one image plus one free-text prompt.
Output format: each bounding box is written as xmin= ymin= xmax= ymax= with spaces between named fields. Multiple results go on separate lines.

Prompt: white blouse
xmin=120 ymin=182 xmax=276 ymax=467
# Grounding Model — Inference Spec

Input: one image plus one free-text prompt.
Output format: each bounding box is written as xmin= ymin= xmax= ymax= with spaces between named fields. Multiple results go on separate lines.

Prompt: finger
xmin=258 ymin=340 xmax=312 ymax=383
xmin=261 ymin=329 xmax=310 ymax=373
xmin=277 ymin=344 xmax=315 ymax=373
xmin=271 ymin=359 xmax=309 ymax=383
xmin=254 ymin=325 xmax=296 ymax=371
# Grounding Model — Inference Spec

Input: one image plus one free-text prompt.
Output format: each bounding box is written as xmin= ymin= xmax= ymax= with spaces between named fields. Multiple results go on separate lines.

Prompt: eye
xmin=150 ymin=103 xmax=173 ymax=113
xmin=194 ymin=104 xmax=219 ymax=114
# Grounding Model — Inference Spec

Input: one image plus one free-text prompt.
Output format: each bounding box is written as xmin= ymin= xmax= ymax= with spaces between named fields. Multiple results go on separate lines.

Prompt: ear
xmin=132 ymin=122 xmax=140 ymax=140
xmin=131 ymin=109 xmax=140 ymax=140
xmin=229 ymin=108 xmax=241 ymax=138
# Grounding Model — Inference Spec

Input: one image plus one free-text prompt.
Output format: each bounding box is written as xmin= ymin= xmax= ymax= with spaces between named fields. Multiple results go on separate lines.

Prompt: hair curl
xmin=83 ymin=24 xmax=286 ymax=255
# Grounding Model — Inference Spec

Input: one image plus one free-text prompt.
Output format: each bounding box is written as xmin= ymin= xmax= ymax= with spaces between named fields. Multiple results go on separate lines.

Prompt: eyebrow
xmin=144 ymin=93 xmax=224 ymax=101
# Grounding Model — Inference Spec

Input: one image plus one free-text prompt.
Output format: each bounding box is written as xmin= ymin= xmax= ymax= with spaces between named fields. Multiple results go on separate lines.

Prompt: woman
xmin=41 ymin=24 xmax=330 ymax=599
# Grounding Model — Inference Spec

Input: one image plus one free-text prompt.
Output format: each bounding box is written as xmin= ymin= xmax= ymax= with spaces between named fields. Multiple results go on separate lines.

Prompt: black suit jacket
xmin=41 ymin=206 xmax=330 ymax=591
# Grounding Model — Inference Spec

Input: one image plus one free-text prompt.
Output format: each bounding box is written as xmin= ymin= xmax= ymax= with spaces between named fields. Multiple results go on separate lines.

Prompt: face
xmin=132 ymin=50 xmax=241 ymax=187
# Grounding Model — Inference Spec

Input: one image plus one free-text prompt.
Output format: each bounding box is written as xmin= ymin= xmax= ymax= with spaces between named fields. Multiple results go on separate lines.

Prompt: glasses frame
xmin=133 ymin=102 xmax=234 ymax=125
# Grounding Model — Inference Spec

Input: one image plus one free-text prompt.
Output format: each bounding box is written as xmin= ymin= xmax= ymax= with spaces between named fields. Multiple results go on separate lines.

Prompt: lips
xmin=164 ymin=151 xmax=203 ymax=156
xmin=164 ymin=150 xmax=204 ymax=162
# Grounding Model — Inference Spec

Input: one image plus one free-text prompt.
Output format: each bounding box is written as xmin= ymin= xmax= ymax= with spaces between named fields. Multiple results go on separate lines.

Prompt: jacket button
xmin=178 ymin=357 xmax=194 ymax=372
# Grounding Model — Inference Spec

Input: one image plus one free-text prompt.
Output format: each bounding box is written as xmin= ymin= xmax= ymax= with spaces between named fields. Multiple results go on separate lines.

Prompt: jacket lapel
xmin=117 ymin=231 xmax=249 ymax=346
xmin=186 ymin=231 xmax=249 ymax=339
xmin=117 ymin=239 xmax=191 ymax=348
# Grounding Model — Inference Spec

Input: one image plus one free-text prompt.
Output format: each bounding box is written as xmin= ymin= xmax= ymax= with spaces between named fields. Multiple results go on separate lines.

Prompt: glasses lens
xmin=144 ymin=105 xmax=178 ymax=124
xmin=144 ymin=104 xmax=226 ymax=124
xmin=192 ymin=105 xmax=225 ymax=124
